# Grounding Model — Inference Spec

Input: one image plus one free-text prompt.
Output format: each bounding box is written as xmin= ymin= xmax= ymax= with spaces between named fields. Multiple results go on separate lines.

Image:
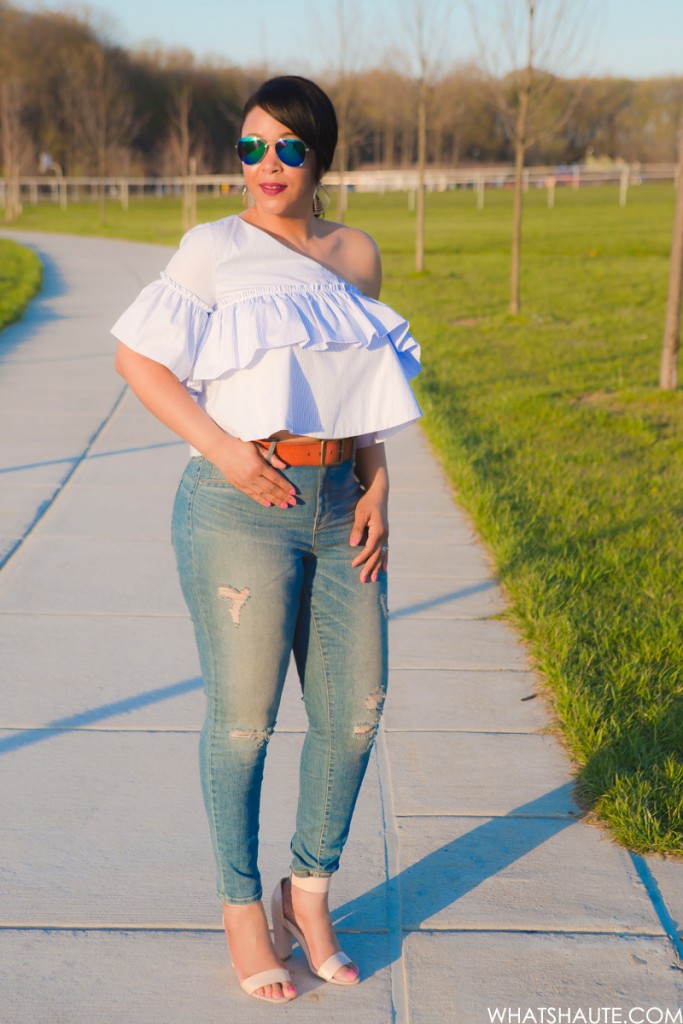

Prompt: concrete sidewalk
xmin=0 ymin=230 xmax=681 ymax=1023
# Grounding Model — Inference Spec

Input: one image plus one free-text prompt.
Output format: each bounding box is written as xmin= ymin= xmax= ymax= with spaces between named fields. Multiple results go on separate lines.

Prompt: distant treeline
xmin=1 ymin=1 xmax=682 ymax=179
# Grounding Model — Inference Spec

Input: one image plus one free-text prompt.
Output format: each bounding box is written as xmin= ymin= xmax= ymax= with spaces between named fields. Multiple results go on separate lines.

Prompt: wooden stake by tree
xmin=660 ymin=127 xmax=683 ymax=390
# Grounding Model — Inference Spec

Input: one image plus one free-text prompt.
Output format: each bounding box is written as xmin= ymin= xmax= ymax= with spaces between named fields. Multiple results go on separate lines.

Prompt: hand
xmin=349 ymin=490 xmax=389 ymax=583
xmin=211 ymin=437 xmax=297 ymax=508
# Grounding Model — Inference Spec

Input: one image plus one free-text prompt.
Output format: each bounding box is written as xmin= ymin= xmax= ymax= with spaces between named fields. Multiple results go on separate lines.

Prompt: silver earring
xmin=313 ymin=183 xmax=330 ymax=218
xmin=242 ymin=185 xmax=254 ymax=209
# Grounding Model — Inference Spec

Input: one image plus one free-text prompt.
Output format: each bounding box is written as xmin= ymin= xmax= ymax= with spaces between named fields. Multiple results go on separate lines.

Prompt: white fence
xmin=0 ymin=164 xmax=677 ymax=212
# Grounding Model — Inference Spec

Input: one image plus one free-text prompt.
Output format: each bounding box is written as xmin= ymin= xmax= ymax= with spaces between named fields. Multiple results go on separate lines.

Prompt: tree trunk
xmin=1 ymin=80 xmax=22 ymax=224
xmin=660 ymin=132 xmax=683 ymax=389
xmin=97 ymin=94 xmax=106 ymax=226
xmin=510 ymin=134 xmax=525 ymax=314
xmin=189 ymin=155 xmax=197 ymax=228
xmin=385 ymin=120 xmax=395 ymax=169
xmin=336 ymin=128 xmax=348 ymax=223
xmin=433 ymin=125 xmax=442 ymax=167
xmin=510 ymin=7 xmax=533 ymax=316
xmin=400 ymin=127 xmax=413 ymax=168
xmin=415 ymin=78 xmax=427 ymax=272
xmin=178 ymin=87 xmax=192 ymax=232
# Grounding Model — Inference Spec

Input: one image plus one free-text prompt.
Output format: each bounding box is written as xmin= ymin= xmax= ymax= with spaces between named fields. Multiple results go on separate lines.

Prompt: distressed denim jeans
xmin=172 ymin=455 xmax=389 ymax=905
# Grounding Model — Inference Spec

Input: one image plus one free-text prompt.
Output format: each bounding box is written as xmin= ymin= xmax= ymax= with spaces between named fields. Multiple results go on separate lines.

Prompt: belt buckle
xmin=320 ymin=439 xmax=344 ymax=466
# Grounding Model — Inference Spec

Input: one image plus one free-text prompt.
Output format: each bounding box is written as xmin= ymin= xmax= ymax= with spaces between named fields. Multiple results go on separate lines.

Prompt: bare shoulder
xmin=319 ymin=222 xmax=382 ymax=298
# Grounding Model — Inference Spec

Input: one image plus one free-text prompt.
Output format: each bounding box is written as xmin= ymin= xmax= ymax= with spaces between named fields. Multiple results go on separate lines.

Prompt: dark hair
xmin=241 ymin=76 xmax=338 ymax=179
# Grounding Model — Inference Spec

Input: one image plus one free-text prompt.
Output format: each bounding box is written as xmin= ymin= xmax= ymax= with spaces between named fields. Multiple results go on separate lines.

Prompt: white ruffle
xmin=112 ymin=274 xmax=421 ymax=386
xmin=111 ymin=274 xmax=212 ymax=383
xmin=198 ymin=340 xmax=423 ymax=447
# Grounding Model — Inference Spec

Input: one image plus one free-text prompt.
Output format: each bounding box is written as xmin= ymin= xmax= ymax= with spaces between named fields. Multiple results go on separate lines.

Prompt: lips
xmin=259 ymin=183 xmax=286 ymax=195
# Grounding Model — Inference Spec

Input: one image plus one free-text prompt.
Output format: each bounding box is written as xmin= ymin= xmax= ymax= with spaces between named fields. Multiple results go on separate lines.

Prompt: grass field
xmin=0 ymin=238 xmax=42 ymax=332
xmin=5 ymin=182 xmax=683 ymax=853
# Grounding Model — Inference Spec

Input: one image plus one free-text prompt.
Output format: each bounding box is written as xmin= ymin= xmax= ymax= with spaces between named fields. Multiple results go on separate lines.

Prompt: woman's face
xmin=240 ymin=106 xmax=316 ymax=220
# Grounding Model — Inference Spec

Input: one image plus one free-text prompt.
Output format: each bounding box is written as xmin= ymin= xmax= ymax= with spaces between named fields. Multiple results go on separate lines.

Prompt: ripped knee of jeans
xmin=353 ymin=685 xmax=387 ymax=741
xmin=353 ymin=723 xmax=378 ymax=735
xmin=229 ymin=725 xmax=274 ymax=747
xmin=217 ymin=585 xmax=251 ymax=627
xmin=364 ymin=686 xmax=386 ymax=714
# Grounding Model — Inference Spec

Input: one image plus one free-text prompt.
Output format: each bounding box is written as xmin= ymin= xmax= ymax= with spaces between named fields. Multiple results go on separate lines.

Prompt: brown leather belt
xmin=255 ymin=437 xmax=355 ymax=467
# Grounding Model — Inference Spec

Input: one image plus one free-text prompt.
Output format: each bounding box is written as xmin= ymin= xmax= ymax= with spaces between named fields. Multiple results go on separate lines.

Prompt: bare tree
xmin=431 ymin=70 xmax=470 ymax=166
xmin=0 ymin=5 xmax=33 ymax=222
xmin=469 ymin=0 xmax=591 ymax=313
xmin=331 ymin=0 xmax=364 ymax=221
xmin=165 ymin=83 xmax=209 ymax=230
xmin=312 ymin=0 xmax=369 ymax=222
xmin=0 ymin=78 xmax=33 ymax=223
xmin=398 ymin=0 xmax=452 ymax=272
xmin=660 ymin=126 xmax=683 ymax=390
xmin=61 ymin=40 xmax=136 ymax=222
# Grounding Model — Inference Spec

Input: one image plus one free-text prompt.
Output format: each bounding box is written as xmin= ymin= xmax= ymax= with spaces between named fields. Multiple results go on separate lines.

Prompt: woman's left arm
xmin=350 ymin=443 xmax=389 ymax=583
xmin=348 ymin=229 xmax=388 ymax=583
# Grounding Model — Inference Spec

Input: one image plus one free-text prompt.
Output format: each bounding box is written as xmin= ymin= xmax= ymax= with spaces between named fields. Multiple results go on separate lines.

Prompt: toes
xmin=258 ymin=984 xmax=280 ymax=999
xmin=336 ymin=963 xmax=359 ymax=982
xmin=256 ymin=983 xmax=295 ymax=1000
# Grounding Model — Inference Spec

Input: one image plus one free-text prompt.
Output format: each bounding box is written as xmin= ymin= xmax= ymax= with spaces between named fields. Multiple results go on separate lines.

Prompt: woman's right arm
xmin=114 ymin=342 xmax=296 ymax=509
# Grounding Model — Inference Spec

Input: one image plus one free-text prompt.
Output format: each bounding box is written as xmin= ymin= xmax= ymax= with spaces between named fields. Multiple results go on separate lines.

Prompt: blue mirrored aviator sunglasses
xmin=236 ymin=135 xmax=309 ymax=168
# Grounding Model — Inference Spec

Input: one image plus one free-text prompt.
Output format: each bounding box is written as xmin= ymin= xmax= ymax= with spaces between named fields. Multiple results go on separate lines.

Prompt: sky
xmin=21 ymin=0 xmax=683 ymax=80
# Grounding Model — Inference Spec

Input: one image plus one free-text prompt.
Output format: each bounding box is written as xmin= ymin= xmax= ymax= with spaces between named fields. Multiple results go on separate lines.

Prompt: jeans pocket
xmin=206 ymin=460 xmax=228 ymax=484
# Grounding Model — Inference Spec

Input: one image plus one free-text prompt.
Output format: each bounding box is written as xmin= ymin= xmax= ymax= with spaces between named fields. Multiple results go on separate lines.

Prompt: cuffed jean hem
xmin=219 ymin=889 xmax=263 ymax=907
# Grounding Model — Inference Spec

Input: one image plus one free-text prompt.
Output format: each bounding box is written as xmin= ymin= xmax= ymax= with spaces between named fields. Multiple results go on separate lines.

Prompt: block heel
xmin=270 ymin=875 xmax=360 ymax=986
xmin=270 ymin=878 xmax=294 ymax=960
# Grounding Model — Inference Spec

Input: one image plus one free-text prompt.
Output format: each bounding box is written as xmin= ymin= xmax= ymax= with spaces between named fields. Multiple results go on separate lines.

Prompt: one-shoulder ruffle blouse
xmin=111 ymin=214 xmax=422 ymax=449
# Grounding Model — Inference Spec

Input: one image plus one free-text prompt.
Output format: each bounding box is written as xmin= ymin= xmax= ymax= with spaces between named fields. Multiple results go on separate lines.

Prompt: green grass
xmin=354 ymin=185 xmax=683 ymax=855
xmin=7 ymin=183 xmax=683 ymax=853
xmin=0 ymin=238 xmax=43 ymax=331
xmin=9 ymin=193 xmax=241 ymax=245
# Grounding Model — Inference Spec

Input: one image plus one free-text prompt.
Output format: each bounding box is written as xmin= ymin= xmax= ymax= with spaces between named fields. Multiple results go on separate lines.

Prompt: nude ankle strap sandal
xmin=270 ymin=875 xmax=360 ymax=986
xmin=291 ymin=874 xmax=332 ymax=891
xmin=239 ymin=967 xmax=295 ymax=1002
xmin=228 ymin=952 xmax=295 ymax=1004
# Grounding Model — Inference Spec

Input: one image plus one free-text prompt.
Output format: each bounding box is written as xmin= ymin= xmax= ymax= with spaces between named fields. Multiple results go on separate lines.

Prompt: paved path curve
xmin=0 ymin=231 xmax=681 ymax=1023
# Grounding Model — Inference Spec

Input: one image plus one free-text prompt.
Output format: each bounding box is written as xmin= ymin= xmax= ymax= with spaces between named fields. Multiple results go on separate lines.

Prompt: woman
xmin=112 ymin=76 xmax=421 ymax=1004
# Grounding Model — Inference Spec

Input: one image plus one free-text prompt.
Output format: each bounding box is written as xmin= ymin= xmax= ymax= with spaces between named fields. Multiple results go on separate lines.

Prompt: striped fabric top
xmin=111 ymin=214 xmax=422 ymax=450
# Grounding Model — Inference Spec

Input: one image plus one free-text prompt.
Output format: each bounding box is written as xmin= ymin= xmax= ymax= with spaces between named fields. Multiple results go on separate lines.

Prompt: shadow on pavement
xmin=332 ymin=784 xmax=577 ymax=978
xmin=389 ymin=580 xmax=499 ymax=618
xmin=0 ymin=676 xmax=203 ymax=756
xmin=0 ymin=440 xmax=183 ymax=476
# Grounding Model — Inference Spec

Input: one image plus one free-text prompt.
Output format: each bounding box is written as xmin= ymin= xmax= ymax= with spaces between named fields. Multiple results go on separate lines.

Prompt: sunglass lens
xmin=237 ymin=137 xmax=266 ymax=165
xmin=275 ymin=139 xmax=307 ymax=167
